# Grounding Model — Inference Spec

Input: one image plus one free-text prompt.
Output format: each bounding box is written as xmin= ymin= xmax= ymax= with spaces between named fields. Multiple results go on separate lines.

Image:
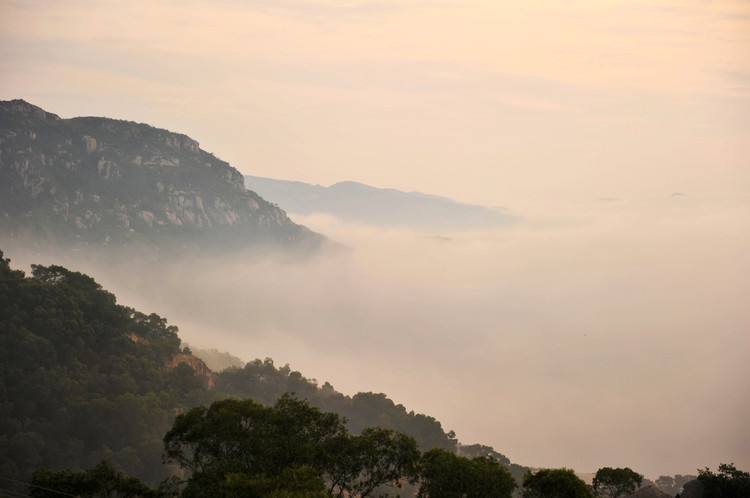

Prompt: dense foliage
xmin=418 ymin=448 xmax=517 ymax=498
xmin=164 ymin=396 xmax=344 ymax=497
xmin=593 ymin=467 xmax=643 ymax=498
xmin=0 ymin=251 xmax=206 ymax=483
xmin=457 ymin=443 xmax=528 ymax=489
xmin=27 ymin=397 xmax=514 ymax=498
xmin=217 ymin=363 xmax=457 ymax=452
xmin=522 ymin=468 xmax=594 ymax=498
xmin=30 ymin=461 xmax=177 ymax=498
xmin=164 ymin=395 xmax=422 ymax=497
xmin=0 ymin=252 xmax=466 ymax=485
xmin=695 ymin=464 xmax=750 ymax=498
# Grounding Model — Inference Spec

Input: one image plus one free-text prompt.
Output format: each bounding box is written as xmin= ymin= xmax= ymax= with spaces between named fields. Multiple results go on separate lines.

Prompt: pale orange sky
xmin=1 ymin=0 xmax=748 ymax=206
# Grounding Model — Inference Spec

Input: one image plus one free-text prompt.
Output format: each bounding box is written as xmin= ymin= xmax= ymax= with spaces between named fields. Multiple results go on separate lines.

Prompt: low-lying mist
xmin=6 ymin=194 xmax=749 ymax=478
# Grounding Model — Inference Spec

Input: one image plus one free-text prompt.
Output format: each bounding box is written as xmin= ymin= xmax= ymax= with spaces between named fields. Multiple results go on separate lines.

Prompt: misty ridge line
xmin=1 ymin=97 xmax=526 ymax=253
xmin=244 ymin=174 xmax=516 ymax=231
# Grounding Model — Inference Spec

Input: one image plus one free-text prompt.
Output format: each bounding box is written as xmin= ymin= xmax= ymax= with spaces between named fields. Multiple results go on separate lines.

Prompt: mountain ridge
xmin=245 ymin=174 xmax=515 ymax=230
xmin=0 ymin=99 xmax=322 ymax=250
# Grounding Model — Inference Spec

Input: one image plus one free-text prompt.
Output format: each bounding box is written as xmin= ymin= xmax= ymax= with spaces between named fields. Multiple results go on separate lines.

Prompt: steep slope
xmin=0 ymin=251 xmax=491 ymax=484
xmin=0 ymin=100 xmax=320 ymax=249
xmin=245 ymin=175 xmax=514 ymax=230
xmin=0 ymin=250 xmax=201 ymax=483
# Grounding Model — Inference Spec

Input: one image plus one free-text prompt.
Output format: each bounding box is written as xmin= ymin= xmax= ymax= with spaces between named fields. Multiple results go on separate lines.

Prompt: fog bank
xmin=6 ymin=194 xmax=749 ymax=477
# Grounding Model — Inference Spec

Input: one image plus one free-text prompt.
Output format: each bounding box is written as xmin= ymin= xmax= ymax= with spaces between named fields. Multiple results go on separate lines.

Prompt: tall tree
xmin=697 ymin=463 xmax=750 ymax=498
xmin=326 ymin=428 xmax=420 ymax=497
xmin=418 ymin=448 xmax=516 ymax=498
xmin=163 ymin=395 xmax=346 ymax=497
xmin=522 ymin=468 xmax=593 ymax=498
xmin=593 ymin=467 xmax=643 ymax=497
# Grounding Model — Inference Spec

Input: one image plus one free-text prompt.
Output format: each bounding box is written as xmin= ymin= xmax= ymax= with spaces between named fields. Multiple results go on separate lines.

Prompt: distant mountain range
xmin=0 ymin=99 xmax=321 ymax=250
xmin=245 ymin=175 xmax=514 ymax=230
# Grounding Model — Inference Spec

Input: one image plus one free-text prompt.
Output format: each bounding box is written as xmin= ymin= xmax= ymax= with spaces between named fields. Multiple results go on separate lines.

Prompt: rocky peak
xmin=0 ymin=99 xmax=60 ymax=121
xmin=0 ymin=99 xmax=322 ymax=250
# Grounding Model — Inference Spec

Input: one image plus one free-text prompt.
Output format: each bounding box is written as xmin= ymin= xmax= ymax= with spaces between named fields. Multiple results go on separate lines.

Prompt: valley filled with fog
xmin=8 ymin=193 xmax=748 ymax=477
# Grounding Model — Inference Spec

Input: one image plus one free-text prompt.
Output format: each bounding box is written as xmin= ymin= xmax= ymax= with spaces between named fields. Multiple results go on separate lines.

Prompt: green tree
xmin=522 ymin=468 xmax=593 ymax=498
xmin=1 ymin=253 xmax=525 ymax=491
xmin=30 ymin=461 xmax=169 ymax=498
xmin=224 ymin=466 xmax=328 ymax=498
xmin=164 ymin=395 xmax=424 ymax=497
xmin=0 ymin=256 xmax=191 ymax=482
xmin=458 ymin=443 xmax=528 ymax=489
xmin=0 ymin=253 xmax=468 ymax=485
xmin=326 ymin=428 xmax=420 ymax=497
xmin=697 ymin=463 xmax=750 ymax=498
xmin=418 ymin=448 xmax=516 ymax=498
xmin=163 ymin=395 xmax=347 ymax=497
xmin=593 ymin=467 xmax=643 ymax=497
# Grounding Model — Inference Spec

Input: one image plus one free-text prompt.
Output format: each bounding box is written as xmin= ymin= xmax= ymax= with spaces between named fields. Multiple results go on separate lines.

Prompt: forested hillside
xmin=2 ymin=254 xmax=747 ymax=498
xmin=0 ymin=251 xmax=510 ymax=486
xmin=0 ymin=250 xmax=207 ymax=482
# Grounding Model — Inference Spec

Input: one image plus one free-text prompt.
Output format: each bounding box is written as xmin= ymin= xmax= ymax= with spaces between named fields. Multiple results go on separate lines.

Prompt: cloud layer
xmin=7 ymin=194 xmax=749 ymax=477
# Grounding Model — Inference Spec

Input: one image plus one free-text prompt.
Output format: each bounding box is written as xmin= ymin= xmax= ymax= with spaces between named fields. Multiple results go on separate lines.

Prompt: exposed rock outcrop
xmin=0 ymin=99 xmax=321 ymax=250
xmin=168 ymin=353 xmax=217 ymax=389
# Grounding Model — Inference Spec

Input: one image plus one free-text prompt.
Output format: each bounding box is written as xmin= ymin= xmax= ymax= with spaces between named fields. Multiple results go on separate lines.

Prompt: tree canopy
xmin=522 ymin=468 xmax=594 ymax=498
xmin=26 ymin=397 xmax=508 ymax=498
xmin=593 ymin=467 xmax=643 ymax=498
xmin=0 ymin=252 xmax=462 ymax=484
xmin=29 ymin=461 xmax=175 ymax=498
xmin=418 ymin=448 xmax=517 ymax=498
xmin=696 ymin=463 xmax=750 ymax=498
xmin=0 ymin=252 xmax=202 ymax=483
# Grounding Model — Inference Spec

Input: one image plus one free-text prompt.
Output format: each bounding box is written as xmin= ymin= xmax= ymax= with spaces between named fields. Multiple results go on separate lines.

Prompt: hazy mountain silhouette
xmin=246 ymin=175 xmax=515 ymax=230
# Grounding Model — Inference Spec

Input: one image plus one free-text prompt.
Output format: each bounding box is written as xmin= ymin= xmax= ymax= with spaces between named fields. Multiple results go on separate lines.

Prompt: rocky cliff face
xmin=168 ymin=353 xmax=217 ymax=389
xmin=0 ymin=99 xmax=320 ymax=249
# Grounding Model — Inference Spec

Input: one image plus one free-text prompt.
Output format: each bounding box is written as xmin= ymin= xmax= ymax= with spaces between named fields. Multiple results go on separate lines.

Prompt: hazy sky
xmin=1 ymin=0 xmax=748 ymax=206
xmin=2 ymin=0 xmax=749 ymax=479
